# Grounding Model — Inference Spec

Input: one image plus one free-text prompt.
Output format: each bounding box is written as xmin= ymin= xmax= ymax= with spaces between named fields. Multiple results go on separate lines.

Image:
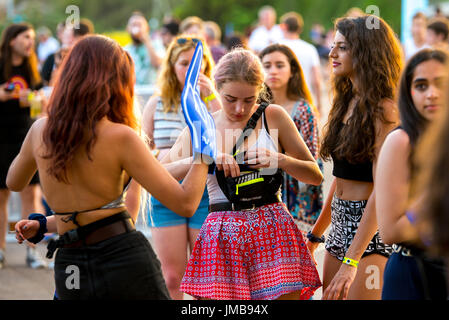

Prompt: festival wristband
xmin=204 ymin=92 xmax=216 ymax=103
xmin=342 ymin=256 xmax=359 ymax=268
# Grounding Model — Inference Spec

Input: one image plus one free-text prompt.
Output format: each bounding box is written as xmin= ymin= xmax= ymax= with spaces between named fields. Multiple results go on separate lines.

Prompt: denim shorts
xmin=54 ymin=230 xmax=170 ymax=300
xmin=147 ymin=188 xmax=209 ymax=229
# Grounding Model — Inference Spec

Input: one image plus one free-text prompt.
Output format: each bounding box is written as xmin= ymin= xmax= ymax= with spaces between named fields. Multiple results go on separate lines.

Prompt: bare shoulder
xmin=28 ymin=116 xmax=48 ymax=142
xmin=263 ymin=104 xmax=294 ymax=132
xmin=265 ymin=103 xmax=288 ymax=115
xmin=382 ymin=128 xmax=411 ymax=157
xmin=31 ymin=116 xmax=48 ymax=131
xmin=142 ymin=95 xmax=160 ymax=118
xmin=264 ymin=103 xmax=290 ymax=122
xmin=144 ymin=94 xmax=160 ymax=110
xmin=102 ymin=121 xmax=141 ymax=145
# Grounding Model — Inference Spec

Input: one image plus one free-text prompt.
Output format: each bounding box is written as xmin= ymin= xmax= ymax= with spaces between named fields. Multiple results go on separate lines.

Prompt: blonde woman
xmin=142 ymin=35 xmax=220 ymax=299
xmin=162 ymin=48 xmax=322 ymax=300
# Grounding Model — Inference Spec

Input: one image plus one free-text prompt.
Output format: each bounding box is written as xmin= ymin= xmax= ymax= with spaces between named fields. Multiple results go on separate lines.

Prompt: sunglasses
xmin=177 ymin=37 xmax=200 ymax=45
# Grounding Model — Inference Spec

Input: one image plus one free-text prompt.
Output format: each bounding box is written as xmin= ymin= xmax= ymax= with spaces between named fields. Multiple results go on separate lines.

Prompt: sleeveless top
xmin=331 ymin=122 xmax=373 ymax=182
xmin=153 ymin=98 xmax=187 ymax=149
xmin=207 ymin=112 xmax=278 ymax=204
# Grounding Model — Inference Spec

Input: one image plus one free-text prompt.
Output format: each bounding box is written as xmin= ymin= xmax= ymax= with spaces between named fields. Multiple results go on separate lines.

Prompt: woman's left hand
xmin=244 ymin=148 xmax=284 ymax=170
xmin=198 ymin=73 xmax=215 ymax=98
xmin=322 ymin=264 xmax=357 ymax=300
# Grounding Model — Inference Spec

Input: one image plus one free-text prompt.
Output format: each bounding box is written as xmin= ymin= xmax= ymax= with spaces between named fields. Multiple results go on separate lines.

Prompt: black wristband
xmin=27 ymin=213 xmax=48 ymax=244
xmin=306 ymin=231 xmax=325 ymax=243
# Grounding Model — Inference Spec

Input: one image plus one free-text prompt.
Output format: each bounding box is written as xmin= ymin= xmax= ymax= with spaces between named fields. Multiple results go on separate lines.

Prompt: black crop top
xmin=332 ymin=156 xmax=373 ymax=182
xmin=331 ymin=122 xmax=373 ymax=182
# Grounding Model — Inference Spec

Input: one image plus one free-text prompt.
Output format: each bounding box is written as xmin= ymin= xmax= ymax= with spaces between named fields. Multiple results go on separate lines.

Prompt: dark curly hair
xmin=320 ymin=15 xmax=403 ymax=163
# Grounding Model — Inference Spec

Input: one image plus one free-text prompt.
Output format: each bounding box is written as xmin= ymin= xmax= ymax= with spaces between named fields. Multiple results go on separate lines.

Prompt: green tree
xmin=1 ymin=0 xmax=403 ymax=38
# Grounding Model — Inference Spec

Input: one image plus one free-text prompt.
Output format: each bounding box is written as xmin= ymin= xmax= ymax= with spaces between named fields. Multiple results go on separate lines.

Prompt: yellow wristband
xmin=342 ymin=256 xmax=359 ymax=268
xmin=204 ymin=92 xmax=216 ymax=103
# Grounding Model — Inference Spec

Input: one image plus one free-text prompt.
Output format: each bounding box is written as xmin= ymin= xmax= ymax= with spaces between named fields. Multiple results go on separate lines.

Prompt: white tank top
xmin=207 ymin=113 xmax=278 ymax=204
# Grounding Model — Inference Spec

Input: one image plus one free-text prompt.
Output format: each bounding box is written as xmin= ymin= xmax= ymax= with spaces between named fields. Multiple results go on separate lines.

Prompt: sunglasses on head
xmin=177 ymin=37 xmax=200 ymax=45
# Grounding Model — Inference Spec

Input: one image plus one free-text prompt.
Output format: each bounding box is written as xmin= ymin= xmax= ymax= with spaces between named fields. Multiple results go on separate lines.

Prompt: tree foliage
xmin=2 ymin=0 xmax=404 ymax=39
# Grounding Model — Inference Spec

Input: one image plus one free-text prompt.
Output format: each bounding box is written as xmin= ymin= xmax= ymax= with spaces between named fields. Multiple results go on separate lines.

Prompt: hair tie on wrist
xmin=27 ymin=213 xmax=48 ymax=244
xmin=306 ymin=231 xmax=325 ymax=243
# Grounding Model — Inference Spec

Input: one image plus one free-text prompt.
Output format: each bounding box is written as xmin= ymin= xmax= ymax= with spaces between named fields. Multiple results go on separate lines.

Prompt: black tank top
xmin=331 ymin=122 xmax=373 ymax=182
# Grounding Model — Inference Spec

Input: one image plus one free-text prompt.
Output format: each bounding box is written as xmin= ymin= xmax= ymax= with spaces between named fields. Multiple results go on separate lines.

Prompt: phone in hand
xmin=4 ymin=83 xmax=16 ymax=92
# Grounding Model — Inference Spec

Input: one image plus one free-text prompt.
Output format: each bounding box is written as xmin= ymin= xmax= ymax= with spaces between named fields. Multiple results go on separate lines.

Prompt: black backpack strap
xmin=232 ymin=102 xmax=269 ymax=157
xmin=210 ymin=102 xmax=269 ymax=175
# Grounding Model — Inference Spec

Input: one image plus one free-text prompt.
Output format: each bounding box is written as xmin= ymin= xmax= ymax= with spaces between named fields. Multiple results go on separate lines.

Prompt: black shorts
xmin=54 ymin=230 xmax=171 ymax=300
xmin=0 ymin=143 xmax=39 ymax=189
xmin=325 ymin=195 xmax=392 ymax=261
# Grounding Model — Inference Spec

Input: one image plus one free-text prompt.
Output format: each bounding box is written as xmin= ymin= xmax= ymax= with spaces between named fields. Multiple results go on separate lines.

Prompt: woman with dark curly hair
xmin=307 ymin=15 xmax=403 ymax=299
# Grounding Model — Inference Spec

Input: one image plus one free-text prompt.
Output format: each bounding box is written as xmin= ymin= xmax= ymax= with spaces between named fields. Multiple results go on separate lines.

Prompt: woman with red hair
xmin=7 ymin=35 xmax=209 ymax=300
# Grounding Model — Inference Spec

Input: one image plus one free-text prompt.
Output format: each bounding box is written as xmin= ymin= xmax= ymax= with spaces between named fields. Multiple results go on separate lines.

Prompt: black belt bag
xmin=213 ymin=102 xmax=283 ymax=207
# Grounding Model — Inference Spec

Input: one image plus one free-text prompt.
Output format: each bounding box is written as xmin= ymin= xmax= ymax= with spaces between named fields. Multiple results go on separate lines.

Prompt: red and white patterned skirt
xmin=180 ymin=202 xmax=321 ymax=300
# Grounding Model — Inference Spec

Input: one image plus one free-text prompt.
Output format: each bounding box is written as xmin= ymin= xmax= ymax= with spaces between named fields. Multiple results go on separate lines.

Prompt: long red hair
xmin=43 ymin=35 xmax=137 ymax=183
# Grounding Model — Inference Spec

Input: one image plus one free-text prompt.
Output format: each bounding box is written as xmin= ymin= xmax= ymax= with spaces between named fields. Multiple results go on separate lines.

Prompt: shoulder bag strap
xmin=231 ymin=102 xmax=269 ymax=157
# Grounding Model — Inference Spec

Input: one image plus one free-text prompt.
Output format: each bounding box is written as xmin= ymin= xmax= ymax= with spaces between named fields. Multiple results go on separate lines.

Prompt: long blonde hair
xmin=157 ymin=34 xmax=215 ymax=113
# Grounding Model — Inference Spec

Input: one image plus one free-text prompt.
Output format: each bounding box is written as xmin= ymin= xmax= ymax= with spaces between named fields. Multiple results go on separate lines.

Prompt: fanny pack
xmin=213 ymin=102 xmax=283 ymax=205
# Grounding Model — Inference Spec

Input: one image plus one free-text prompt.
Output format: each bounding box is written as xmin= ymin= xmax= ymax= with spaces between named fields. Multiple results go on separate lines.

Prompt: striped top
xmin=153 ymin=98 xmax=187 ymax=149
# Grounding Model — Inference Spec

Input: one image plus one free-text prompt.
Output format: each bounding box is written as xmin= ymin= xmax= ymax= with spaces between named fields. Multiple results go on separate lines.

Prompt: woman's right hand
xmin=14 ymin=220 xmax=39 ymax=244
xmin=0 ymin=84 xmax=14 ymax=102
xmin=215 ymin=152 xmax=240 ymax=178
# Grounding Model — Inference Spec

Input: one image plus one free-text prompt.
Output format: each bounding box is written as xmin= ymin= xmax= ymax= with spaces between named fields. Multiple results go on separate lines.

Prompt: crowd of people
xmin=1 ymin=4 xmax=449 ymax=301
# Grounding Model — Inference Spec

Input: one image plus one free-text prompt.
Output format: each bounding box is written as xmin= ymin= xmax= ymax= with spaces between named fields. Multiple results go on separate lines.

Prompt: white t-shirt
xmin=403 ymin=38 xmax=429 ymax=61
xmin=248 ymin=25 xmax=284 ymax=53
xmin=37 ymin=37 xmax=60 ymax=64
xmin=278 ymin=38 xmax=320 ymax=92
